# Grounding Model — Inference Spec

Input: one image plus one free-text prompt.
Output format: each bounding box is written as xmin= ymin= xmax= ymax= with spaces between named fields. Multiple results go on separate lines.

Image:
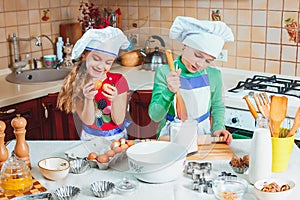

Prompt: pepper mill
xmin=11 ymin=114 xmax=31 ymax=169
xmin=0 ymin=120 xmax=9 ymax=168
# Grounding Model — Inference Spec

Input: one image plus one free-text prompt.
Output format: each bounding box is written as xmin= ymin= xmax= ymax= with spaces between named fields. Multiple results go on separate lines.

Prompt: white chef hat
xmin=169 ymin=16 xmax=234 ymax=58
xmin=71 ymin=26 xmax=130 ymax=59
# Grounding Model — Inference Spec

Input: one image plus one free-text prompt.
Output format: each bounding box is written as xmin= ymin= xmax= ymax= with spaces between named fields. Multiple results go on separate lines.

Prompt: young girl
xmin=149 ymin=16 xmax=234 ymax=144
xmin=57 ymin=27 xmax=130 ymax=140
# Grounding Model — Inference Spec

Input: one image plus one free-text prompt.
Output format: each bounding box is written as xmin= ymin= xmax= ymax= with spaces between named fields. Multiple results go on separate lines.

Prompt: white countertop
xmin=5 ymin=139 xmax=300 ymax=200
xmin=0 ymin=66 xmax=299 ymax=118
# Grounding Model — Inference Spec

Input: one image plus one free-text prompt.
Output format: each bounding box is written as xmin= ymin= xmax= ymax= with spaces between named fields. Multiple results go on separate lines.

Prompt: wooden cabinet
xmin=1 ymin=89 xmax=158 ymax=142
xmin=127 ymin=90 xmax=159 ymax=139
xmin=0 ymin=93 xmax=79 ymax=142
xmin=40 ymin=93 xmax=80 ymax=140
xmin=0 ymin=99 xmax=41 ymax=142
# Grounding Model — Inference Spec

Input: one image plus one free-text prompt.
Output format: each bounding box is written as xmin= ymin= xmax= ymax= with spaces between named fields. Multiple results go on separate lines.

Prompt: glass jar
xmin=0 ymin=154 xmax=33 ymax=195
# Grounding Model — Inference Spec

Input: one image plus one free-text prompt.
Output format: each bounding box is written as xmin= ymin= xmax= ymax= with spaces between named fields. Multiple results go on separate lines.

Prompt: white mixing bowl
xmin=126 ymin=141 xmax=187 ymax=183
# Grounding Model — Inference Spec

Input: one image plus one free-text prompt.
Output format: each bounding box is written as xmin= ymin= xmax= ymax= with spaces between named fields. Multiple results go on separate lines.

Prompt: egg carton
xmin=65 ymin=137 xmax=128 ymax=170
xmin=87 ymin=151 xmax=127 ymax=170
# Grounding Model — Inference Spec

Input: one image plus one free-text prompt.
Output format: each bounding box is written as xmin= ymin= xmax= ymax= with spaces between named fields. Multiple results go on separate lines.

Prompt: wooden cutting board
xmin=59 ymin=22 xmax=82 ymax=45
xmin=187 ymin=143 xmax=233 ymax=160
xmin=157 ymin=136 xmax=233 ymax=160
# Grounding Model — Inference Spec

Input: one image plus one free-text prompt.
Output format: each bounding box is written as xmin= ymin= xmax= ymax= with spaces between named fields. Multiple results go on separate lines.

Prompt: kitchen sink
xmin=6 ymin=68 xmax=72 ymax=84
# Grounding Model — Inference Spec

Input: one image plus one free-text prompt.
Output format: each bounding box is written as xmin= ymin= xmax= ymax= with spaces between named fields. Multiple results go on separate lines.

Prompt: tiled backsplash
xmin=0 ymin=0 xmax=300 ymax=76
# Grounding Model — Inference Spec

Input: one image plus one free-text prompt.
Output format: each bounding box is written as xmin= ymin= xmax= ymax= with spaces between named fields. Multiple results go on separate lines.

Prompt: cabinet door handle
xmin=42 ymin=103 xmax=48 ymax=119
xmin=0 ymin=108 xmax=16 ymax=114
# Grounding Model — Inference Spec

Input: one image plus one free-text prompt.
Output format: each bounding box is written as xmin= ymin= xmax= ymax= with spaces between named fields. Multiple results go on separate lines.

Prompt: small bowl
xmin=38 ymin=157 xmax=70 ymax=181
xmin=90 ymin=181 xmax=115 ymax=198
xmin=69 ymin=159 xmax=90 ymax=174
xmin=229 ymin=163 xmax=249 ymax=174
xmin=254 ymin=178 xmax=295 ymax=200
xmin=212 ymin=176 xmax=248 ymax=200
xmin=53 ymin=185 xmax=80 ymax=200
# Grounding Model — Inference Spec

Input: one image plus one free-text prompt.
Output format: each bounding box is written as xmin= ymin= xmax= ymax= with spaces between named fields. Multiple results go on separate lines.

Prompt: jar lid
xmin=1 ymin=153 xmax=30 ymax=174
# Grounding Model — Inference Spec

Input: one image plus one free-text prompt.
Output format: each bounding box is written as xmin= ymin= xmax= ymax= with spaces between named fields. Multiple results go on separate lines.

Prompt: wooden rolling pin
xmin=165 ymin=50 xmax=188 ymax=121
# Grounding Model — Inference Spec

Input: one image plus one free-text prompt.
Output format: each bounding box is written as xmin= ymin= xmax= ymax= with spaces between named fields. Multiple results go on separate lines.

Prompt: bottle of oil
xmin=248 ymin=116 xmax=272 ymax=184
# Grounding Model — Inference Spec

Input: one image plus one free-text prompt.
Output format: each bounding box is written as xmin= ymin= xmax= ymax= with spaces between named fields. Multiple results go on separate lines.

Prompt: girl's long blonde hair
xmin=57 ymin=61 xmax=89 ymax=113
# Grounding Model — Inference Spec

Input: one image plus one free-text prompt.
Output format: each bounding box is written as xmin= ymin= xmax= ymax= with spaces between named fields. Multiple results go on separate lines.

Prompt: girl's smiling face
xmin=181 ymin=45 xmax=215 ymax=73
xmin=85 ymin=51 xmax=115 ymax=79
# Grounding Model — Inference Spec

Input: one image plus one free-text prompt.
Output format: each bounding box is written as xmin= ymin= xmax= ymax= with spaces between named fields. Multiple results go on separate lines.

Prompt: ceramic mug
xmin=43 ymin=55 xmax=57 ymax=68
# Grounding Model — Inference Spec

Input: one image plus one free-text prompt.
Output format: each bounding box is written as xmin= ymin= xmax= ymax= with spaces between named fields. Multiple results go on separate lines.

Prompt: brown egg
xmin=94 ymin=80 xmax=103 ymax=90
xmin=87 ymin=152 xmax=98 ymax=160
xmin=120 ymin=144 xmax=129 ymax=151
xmin=113 ymin=146 xmax=122 ymax=154
xmin=127 ymin=140 xmax=135 ymax=147
xmin=96 ymin=154 xmax=109 ymax=163
xmin=102 ymin=83 xmax=111 ymax=93
xmin=106 ymin=149 xmax=115 ymax=158
xmin=120 ymin=138 xmax=126 ymax=145
xmin=110 ymin=141 xmax=121 ymax=149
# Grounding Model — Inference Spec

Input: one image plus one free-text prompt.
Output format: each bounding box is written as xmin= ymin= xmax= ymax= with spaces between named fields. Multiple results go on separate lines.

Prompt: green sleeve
xmin=207 ymin=67 xmax=226 ymax=132
xmin=148 ymin=65 xmax=175 ymax=122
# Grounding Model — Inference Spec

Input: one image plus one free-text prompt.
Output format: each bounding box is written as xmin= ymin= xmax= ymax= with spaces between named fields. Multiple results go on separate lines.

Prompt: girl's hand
xmin=83 ymin=82 xmax=98 ymax=100
xmin=213 ymin=129 xmax=232 ymax=145
xmin=166 ymin=69 xmax=181 ymax=93
xmin=102 ymin=84 xmax=118 ymax=102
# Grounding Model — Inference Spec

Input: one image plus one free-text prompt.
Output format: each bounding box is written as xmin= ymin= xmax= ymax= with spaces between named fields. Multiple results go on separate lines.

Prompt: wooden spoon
xmin=165 ymin=50 xmax=188 ymax=121
xmin=270 ymin=96 xmax=288 ymax=138
xmin=243 ymin=95 xmax=259 ymax=119
xmin=286 ymin=106 xmax=300 ymax=137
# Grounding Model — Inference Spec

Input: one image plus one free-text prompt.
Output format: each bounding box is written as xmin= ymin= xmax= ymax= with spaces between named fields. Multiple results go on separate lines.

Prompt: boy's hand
xmin=213 ymin=129 xmax=232 ymax=145
xmin=166 ymin=68 xmax=181 ymax=93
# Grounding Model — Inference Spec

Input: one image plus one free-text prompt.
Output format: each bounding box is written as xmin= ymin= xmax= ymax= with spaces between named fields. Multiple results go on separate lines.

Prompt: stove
xmin=224 ymin=74 xmax=300 ymax=141
xmin=228 ymin=75 xmax=300 ymax=98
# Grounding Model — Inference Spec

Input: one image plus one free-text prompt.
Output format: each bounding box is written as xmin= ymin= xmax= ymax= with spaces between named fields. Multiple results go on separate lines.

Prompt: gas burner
xmin=228 ymin=75 xmax=300 ymax=98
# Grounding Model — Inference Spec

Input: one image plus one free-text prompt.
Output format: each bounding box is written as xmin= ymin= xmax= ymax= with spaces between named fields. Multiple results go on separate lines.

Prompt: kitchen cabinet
xmin=127 ymin=90 xmax=159 ymax=139
xmin=0 ymin=99 xmax=41 ymax=142
xmin=0 ymin=93 xmax=79 ymax=142
xmin=40 ymin=93 xmax=80 ymax=140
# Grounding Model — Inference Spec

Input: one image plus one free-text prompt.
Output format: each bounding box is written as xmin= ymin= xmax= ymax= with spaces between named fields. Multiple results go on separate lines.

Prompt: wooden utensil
xmin=158 ymin=135 xmax=225 ymax=145
xmin=254 ymin=92 xmax=273 ymax=136
xmin=165 ymin=50 xmax=188 ymax=121
xmin=243 ymin=95 xmax=259 ymax=119
xmin=270 ymin=96 xmax=288 ymax=138
xmin=253 ymin=92 xmax=270 ymax=118
xmin=286 ymin=106 xmax=300 ymax=137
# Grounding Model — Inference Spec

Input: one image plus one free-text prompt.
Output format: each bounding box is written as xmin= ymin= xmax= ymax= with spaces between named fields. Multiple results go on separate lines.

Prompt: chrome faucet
xmin=8 ymin=33 xmax=55 ymax=73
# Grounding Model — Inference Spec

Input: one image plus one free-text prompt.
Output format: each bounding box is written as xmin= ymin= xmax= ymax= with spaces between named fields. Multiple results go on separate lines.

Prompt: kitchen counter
xmin=5 ymin=139 xmax=300 ymax=200
xmin=0 ymin=65 xmax=299 ymax=117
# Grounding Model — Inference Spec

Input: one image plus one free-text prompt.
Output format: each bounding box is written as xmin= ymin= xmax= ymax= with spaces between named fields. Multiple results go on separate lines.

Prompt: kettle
xmin=140 ymin=35 xmax=168 ymax=71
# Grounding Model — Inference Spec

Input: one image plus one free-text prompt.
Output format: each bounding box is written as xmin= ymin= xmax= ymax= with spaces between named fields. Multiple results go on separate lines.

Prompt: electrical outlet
xmin=216 ymin=49 xmax=228 ymax=62
xmin=130 ymin=34 xmax=138 ymax=46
